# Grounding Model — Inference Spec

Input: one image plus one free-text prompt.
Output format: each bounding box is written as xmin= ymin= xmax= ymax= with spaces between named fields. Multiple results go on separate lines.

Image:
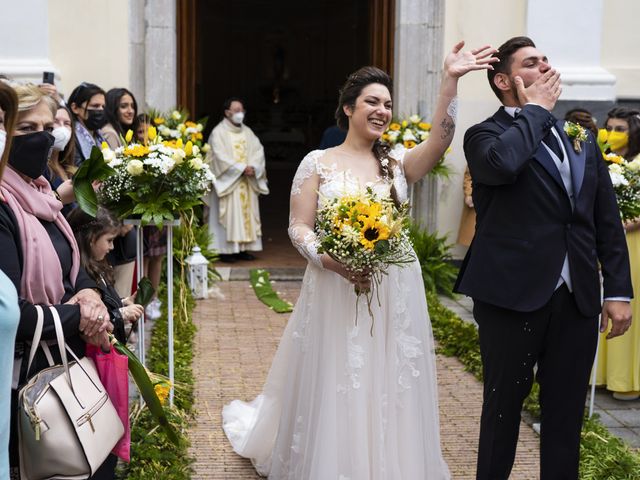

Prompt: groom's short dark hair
xmin=488 ymin=36 xmax=536 ymax=100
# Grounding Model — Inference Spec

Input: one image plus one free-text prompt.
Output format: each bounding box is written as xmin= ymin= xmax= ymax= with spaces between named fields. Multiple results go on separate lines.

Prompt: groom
xmin=455 ymin=36 xmax=633 ymax=479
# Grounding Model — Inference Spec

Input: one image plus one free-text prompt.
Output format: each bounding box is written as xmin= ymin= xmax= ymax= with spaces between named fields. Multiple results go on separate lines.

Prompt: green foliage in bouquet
xmin=72 ymin=146 xmax=115 ymax=217
xmin=408 ymin=222 xmax=458 ymax=298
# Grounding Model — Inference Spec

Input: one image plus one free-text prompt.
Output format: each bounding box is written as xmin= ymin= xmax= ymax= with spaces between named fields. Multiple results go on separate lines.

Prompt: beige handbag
xmin=18 ymin=305 xmax=124 ymax=480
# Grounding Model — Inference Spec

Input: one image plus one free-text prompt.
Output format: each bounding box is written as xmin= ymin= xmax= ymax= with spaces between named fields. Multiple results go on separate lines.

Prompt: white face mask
xmin=51 ymin=126 xmax=72 ymax=151
xmin=0 ymin=130 xmax=6 ymax=159
xmin=231 ymin=111 xmax=245 ymax=125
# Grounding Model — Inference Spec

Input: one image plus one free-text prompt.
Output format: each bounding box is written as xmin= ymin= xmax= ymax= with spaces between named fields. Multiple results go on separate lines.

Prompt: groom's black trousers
xmin=473 ymin=284 xmax=599 ymax=480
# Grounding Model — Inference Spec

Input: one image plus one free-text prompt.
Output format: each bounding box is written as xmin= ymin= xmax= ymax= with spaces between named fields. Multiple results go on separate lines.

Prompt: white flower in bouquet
xmin=171 ymin=110 xmax=182 ymax=120
xmin=420 ymin=131 xmax=430 ymax=142
xmin=627 ymin=156 xmax=640 ymax=172
xmin=126 ymin=159 xmax=144 ymax=176
xmin=409 ymin=114 xmax=421 ymax=124
xmin=189 ymin=157 xmax=204 ymax=170
xmin=402 ymin=130 xmax=417 ymax=142
xmin=201 ymin=143 xmax=211 ymax=153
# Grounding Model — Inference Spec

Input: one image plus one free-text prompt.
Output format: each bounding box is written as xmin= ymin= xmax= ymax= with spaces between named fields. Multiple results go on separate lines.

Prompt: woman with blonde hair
xmin=0 ymin=84 xmax=116 ymax=478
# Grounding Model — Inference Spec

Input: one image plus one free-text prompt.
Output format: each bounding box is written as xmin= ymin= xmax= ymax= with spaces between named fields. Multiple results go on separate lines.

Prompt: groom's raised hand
xmin=601 ymin=300 xmax=633 ymax=339
xmin=514 ymin=69 xmax=561 ymax=111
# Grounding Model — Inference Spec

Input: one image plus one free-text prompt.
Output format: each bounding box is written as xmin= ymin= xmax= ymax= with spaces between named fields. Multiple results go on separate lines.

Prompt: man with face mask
xmin=455 ymin=36 xmax=633 ymax=479
xmin=206 ymin=97 xmax=269 ymax=262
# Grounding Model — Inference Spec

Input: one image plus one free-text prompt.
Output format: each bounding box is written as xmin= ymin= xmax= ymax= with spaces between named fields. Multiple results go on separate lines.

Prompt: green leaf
xmin=110 ymin=336 xmax=180 ymax=446
xmin=134 ymin=277 xmax=155 ymax=307
xmin=249 ymin=269 xmax=293 ymax=313
xmin=72 ymin=146 xmax=115 ymax=216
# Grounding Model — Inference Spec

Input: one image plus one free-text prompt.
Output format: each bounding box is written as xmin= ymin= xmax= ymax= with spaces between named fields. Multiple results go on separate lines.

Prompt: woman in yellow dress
xmin=594 ymin=107 xmax=640 ymax=400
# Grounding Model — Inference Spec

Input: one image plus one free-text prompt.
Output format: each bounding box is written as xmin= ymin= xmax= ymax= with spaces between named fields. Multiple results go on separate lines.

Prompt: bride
xmin=222 ymin=41 xmax=497 ymax=479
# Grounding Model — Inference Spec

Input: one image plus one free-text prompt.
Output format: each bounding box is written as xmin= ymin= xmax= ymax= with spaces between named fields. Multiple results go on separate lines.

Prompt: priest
xmin=206 ymin=97 xmax=269 ymax=262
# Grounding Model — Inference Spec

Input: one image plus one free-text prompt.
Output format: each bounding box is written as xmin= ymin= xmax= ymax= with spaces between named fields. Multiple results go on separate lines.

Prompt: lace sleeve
xmin=288 ymin=151 xmax=324 ymax=268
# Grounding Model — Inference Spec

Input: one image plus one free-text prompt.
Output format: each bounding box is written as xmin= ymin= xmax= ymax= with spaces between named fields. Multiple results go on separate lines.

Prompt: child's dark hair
xmin=67 ymin=207 xmax=121 ymax=285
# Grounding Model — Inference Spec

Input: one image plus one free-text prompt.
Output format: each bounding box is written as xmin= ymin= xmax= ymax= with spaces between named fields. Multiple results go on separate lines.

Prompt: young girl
xmin=67 ymin=207 xmax=144 ymax=342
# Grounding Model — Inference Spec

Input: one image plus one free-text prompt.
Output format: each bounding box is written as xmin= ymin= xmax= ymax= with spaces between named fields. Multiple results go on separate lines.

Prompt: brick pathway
xmin=188 ymin=281 xmax=540 ymax=479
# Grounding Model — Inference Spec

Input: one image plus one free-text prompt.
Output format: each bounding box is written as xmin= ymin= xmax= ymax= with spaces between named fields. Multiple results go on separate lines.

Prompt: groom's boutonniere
xmin=563 ymin=122 xmax=589 ymax=153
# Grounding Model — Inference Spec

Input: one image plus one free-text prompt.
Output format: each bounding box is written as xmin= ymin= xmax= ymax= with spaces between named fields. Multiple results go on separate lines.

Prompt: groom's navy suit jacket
xmin=454 ymin=104 xmax=632 ymax=317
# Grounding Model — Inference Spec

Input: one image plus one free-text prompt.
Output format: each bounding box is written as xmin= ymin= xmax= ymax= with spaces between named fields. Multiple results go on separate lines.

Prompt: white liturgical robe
xmin=206 ymin=118 xmax=269 ymax=254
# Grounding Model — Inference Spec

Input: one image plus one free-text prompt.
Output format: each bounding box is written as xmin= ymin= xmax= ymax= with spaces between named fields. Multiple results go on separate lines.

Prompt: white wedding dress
xmin=222 ymin=149 xmax=450 ymax=479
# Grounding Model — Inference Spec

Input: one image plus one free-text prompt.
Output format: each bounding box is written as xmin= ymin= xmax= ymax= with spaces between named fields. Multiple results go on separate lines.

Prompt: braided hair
xmin=335 ymin=66 xmax=400 ymax=207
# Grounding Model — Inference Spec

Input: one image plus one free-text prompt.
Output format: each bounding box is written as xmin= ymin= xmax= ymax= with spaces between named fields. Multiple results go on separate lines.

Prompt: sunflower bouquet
xmin=151 ymin=108 xmax=209 ymax=152
xmin=316 ymin=187 xmax=415 ymax=331
xmin=603 ymin=153 xmax=640 ymax=222
xmin=98 ymin=126 xmax=215 ymax=226
xmin=381 ymin=114 xmax=451 ymax=176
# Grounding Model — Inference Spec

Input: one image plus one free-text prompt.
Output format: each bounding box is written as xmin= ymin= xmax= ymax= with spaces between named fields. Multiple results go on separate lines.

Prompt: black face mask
xmin=85 ymin=109 xmax=108 ymax=131
xmin=8 ymin=131 xmax=55 ymax=179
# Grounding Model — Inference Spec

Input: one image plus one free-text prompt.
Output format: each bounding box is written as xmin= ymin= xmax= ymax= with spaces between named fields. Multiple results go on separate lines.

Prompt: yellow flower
xmin=125 ymin=144 xmax=150 ymax=157
xmin=177 ymin=123 xmax=186 ymax=133
xmin=153 ymin=117 xmax=165 ymax=125
xmin=184 ymin=140 xmax=194 ymax=156
xmin=404 ymin=140 xmax=417 ymax=149
xmin=401 ymin=120 xmax=408 ymax=128
xmin=381 ymin=133 xmax=390 ymax=142
xmin=604 ymin=153 xmax=624 ymax=165
xmin=162 ymin=140 xmax=177 ymax=148
xmin=126 ymin=159 xmax=144 ymax=176
xmin=101 ymin=141 xmax=109 ymax=150
xmin=176 ymin=138 xmax=184 ymax=148
xmin=154 ymin=382 xmax=171 ymax=405
xmin=125 ymin=129 xmax=134 ymax=143
xmin=185 ymin=121 xmax=197 ymax=128
xmin=418 ymin=122 xmax=431 ymax=131
xmin=359 ymin=217 xmax=391 ymax=250
xmin=147 ymin=126 xmax=157 ymax=141
xmin=389 ymin=123 xmax=401 ymax=131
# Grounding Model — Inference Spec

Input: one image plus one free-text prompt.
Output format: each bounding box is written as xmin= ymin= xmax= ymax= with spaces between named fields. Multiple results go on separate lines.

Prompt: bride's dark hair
xmin=335 ymin=66 xmax=400 ymax=207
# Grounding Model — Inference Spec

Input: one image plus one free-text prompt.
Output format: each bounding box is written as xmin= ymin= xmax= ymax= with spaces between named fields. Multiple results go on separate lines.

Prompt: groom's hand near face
xmin=514 ymin=69 xmax=562 ymax=111
xmin=601 ymin=300 xmax=633 ymax=339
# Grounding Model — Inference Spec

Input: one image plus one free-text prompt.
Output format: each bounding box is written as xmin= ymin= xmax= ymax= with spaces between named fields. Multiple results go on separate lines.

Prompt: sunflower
xmin=404 ymin=140 xmax=417 ymax=149
xmin=359 ymin=217 xmax=391 ymax=250
xmin=389 ymin=122 xmax=401 ymax=131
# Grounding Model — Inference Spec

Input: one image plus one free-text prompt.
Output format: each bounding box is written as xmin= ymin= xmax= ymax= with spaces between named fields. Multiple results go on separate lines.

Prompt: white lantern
xmin=185 ymin=246 xmax=209 ymax=299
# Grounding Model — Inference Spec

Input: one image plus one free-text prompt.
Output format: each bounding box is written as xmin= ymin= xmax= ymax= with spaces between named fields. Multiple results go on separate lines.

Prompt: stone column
xmin=129 ymin=0 xmax=146 ymax=109
xmin=394 ymin=0 xmax=445 ymax=231
xmin=0 ymin=0 xmax=58 ymax=83
xmin=145 ymin=0 xmax=177 ymax=111
xmin=527 ymin=0 xmax=614 ymax=102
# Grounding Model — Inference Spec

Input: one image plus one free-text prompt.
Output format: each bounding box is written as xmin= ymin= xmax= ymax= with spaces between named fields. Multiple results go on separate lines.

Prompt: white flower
xmin=126 ymin=159 xmax=144 ymax=176
xmin=202 ymin=143 xmax=211 ymax=153
xmin=101 ymin=148 xmax=115 ymax=163
xmin=380 ymin=158 xmax=389 ymax=167
xmin=402 ymin=130 xmax=417 ymax=142
xmin=171 ymin=110 xmax=181 ymax=120
xmin=158 ymin=125 xmax=171 ymax=136
xmin=196 ymin=123 xmax=203 ymax=132
xmin=420 ymin=131 xmax=430 ymax=142
xmin=627 ymin=158 xmax=640 ymax=172
xmin=387 ymin=130 xmax=400 ymax=139
xmin=341 ymin=224 xmax=361 ymax=246
xmin=190 ymin=157 xmax=204 ymax=170
xmin=192 ymin=145 xmax=200 ymax=156
xmin=409 ymin=114 xmax=421 ymax=124
xmin=609 ymin=163 xmax=624 ymax=176
xmin=609 ymin=172 xmax=628 ymax=187
xmin=172 ymin=149 xmax=186 ymax=164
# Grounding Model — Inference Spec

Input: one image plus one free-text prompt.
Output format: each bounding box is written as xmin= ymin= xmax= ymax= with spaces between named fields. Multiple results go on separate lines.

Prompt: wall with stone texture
xmin=48 ymin=0 xmax=129 ymax=97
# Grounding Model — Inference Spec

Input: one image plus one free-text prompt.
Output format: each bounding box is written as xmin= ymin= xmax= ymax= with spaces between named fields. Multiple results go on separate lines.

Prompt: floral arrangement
xmin=563 ymin=121 xmax=588 ymax=153
xmin=98 ymin=126 xmax=215 ymax=226
xmin=316 ymin=187 xmax=415 ymax=332
xmin=381 ymin=114 xmax=451 ymax=176
xmin=152 ymin=109 xmax=209 ymax=152
xmin=603 ymin=153 xmax=640 ymax=222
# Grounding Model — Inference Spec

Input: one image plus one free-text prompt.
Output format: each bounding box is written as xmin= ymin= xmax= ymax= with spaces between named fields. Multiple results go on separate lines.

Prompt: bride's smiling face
xmin=344 ymin=83 xmax=392 ymax=140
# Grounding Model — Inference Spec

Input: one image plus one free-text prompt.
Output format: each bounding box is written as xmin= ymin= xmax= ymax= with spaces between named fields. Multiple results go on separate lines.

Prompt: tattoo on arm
xmin=440 ymin=118 xmax=455 ymax=139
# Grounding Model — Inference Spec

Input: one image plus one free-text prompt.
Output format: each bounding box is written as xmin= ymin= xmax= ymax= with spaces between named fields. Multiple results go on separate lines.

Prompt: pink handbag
xmin=86 ymin=343 xmax=131 ymax=462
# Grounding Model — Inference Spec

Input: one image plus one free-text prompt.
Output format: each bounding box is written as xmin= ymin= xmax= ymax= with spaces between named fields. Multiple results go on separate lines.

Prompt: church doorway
xmin=178 ymin=0 xmax=395 ymax=267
